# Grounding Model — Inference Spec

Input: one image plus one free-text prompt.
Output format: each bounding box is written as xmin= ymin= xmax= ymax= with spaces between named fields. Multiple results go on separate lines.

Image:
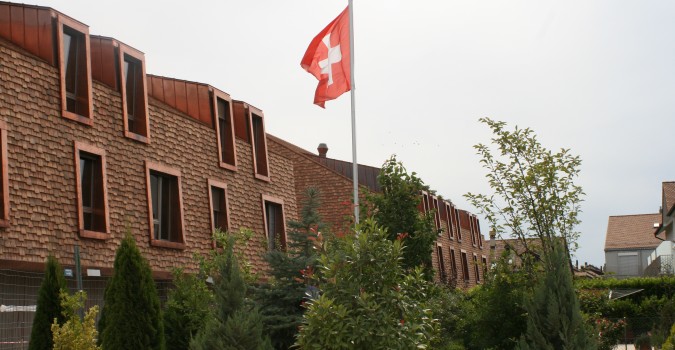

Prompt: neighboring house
xmin=646 ymin=182 xmax=675 ymax=276
xmin=269 ymin=138 xmax=488 ymax=289
xmin=0 ymin=2 xmax=486 ymax=346
xmin=604 ymin=214 xmax=662 ymax=277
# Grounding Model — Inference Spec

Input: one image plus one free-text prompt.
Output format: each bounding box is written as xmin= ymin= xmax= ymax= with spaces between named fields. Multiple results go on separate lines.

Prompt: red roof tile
xmin=604 ymin=213 xmax=662 ymax=250
xmin=663 ymin=182 xmax=675 ymax=214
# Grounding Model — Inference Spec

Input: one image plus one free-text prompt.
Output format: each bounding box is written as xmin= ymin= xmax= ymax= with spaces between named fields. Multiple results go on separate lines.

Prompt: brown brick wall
xmin=0 ymin=39 xmax=297 ymax=276
xmin=433 ymin=212 xmax=487 ymax=289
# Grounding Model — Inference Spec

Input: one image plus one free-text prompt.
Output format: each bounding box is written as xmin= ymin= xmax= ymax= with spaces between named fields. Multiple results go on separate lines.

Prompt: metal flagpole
xmin=348 ymin=0 xmax=359 ymax=225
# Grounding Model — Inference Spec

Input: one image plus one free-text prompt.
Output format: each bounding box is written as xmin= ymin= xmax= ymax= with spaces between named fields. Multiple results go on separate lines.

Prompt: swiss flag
xmin=301 ymin=7 xmax=351 ymax=108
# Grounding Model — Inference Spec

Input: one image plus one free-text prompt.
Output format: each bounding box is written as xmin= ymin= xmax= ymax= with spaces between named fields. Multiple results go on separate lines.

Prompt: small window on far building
xmin=119 ymin=44 xmax=149 ymax=142
xmin=445 ymin=202 xmax=454 ymax=240
xmin=461 ymin=251 xmax=470 ymax=282
xmin=249 ymin=107 xmax=269 ymax=181
xmin=58 ymin=15 xmax=93 ymax=125
xmin=74 ymin=142 xmax=108 ymax=239
xmin=207 ymin=179 xmax=230 ymax=247
xmin=474 ymin=254 xmax=481 ymax=283
xmin=449 ymin=248 xmax=458 ymax=280
xmin=436 ymin=245 xmax=447 ymax=282
xmin=213 ymin=90 xmax=237 ymax=170
xmin=146 ymin=161 xmax=185 ymax=249
xmin=262 ymin=195 xmax=286 ymax=251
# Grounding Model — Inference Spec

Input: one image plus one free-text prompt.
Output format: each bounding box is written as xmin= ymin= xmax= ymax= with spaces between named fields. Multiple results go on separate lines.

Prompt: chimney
xmin=317 ymin=143 xmax=328 ymax=158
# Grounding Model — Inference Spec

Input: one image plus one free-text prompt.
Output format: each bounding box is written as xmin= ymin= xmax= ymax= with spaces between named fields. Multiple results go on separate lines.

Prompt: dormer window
xmin=119 ymin=44 xmax=149 ymax=142
xmin=58 ymin=16 xmax=92 ymax=125
xmin=212 ymin=90 xmax=237 ymax=170
xmin=248 ymin=106 xmax=269 ymax=181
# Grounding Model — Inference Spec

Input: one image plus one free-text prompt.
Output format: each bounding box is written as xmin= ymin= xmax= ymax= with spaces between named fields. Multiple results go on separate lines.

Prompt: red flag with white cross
xmin=301 ymin=7 xmax=351 ymax=108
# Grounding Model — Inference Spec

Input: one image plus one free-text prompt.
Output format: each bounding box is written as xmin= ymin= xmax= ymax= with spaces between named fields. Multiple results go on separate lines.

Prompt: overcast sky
xmin=35 ymin=0 xmax=675 ymax=267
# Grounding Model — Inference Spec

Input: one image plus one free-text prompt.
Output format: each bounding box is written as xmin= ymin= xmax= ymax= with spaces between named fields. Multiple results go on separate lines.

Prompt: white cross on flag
xmin=301 ymin=7 xmax=351 ymax=108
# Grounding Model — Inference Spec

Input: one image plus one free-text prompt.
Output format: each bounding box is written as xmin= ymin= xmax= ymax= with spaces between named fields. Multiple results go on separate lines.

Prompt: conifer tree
xmin=29 ymin=255 xmax=67 ymax=350
xmin=164 ymin=268 xmax=214 ymax=350
xmin=516 ymin=240 xmax=593 ymax=350
xmin=255 ymin=188 xmax=323 ymax=349
xmin=98 ymin=232 xmax=165 ymax=350
xmin=190 ymin=236 xmax=272 ymax=350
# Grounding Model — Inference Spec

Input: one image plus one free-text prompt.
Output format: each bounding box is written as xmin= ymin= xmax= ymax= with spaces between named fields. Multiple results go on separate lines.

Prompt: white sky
xmin=34 ymin=0 xmax=675 ymax=267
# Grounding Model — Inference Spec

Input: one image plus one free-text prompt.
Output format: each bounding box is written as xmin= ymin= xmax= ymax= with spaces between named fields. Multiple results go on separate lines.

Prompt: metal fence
xmin=0 ymin=269 xmax=172 ymax=350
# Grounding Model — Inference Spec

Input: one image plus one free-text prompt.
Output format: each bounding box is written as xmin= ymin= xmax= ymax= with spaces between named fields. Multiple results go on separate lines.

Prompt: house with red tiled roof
xmin=604 ymin=213 xmax=662 ymax=277
xmin=643 ymin=182 xmax=675 ymax=276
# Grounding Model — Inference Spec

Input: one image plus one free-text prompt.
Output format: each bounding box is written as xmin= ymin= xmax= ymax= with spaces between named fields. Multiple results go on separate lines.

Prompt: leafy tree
xmin=29 ymin=255 xmax=67 ymax=350
xmin=295 ymin=219 xmax=438 ymax=349
xmin=98 ymin=232 xmax=165 ymax=350
xmin=255 ymin=188 xmax=323 ymax=349
xmin=461 ymin=251 xmax=531 ymax=350
xmin=465 ymin=118 xmax=584 ymax=261
xmin=367 ymin=155 xmax=438 ymax=277
xmin=190 ymin=236 xmax=272 ymax=350
xmin=164 ymin=268 xmax=214 ymax=350
xmin=51 ymin=290 xmax=101 ymax=350
xmin=516 ymin=240 xmax=593 ymax=350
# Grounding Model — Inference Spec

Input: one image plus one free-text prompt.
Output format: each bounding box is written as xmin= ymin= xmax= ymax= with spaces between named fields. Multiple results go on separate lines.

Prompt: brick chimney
xmin=317 ymin=143 xmax=328 ymax=158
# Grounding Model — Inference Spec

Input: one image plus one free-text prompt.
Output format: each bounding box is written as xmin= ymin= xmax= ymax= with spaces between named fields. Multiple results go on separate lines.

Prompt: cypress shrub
xmin=29 ymin=255 xmax=67 ymax=350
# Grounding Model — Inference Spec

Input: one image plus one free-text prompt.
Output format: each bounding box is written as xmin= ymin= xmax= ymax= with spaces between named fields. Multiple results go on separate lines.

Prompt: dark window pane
xmin=150 ymin=171 xmax=180 ymax=242
xmin=211 ymin=187 xmax=226 ymax=231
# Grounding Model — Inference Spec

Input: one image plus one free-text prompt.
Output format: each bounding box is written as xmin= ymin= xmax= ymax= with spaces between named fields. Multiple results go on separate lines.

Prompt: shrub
xmin=29 ymin=255 xmax=67 ymax=350
xmin=51 ymin=290 xmax=100 ymax=350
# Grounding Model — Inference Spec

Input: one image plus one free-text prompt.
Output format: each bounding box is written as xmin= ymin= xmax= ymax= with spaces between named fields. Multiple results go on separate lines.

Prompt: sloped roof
xmin=663 ymin=182 xmax=675 ymax=214
xmin=604 ymin=213 xmax=662 ymax=251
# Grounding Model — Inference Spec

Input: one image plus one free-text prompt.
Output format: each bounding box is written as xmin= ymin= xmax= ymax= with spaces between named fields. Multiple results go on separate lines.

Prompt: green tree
xmin=295 ymin=219 xmax=438 ymax=349
xmin=516 ymin=240 xmax=593 ymax=350
xmin=465 ymin=118 xmax=584 ymax=261
xmin=51 ymin=290 xmax=101 ymax=350
xmin=255 ymin=188 xmax=323 ymax=349
xmin=29 ymin=255 xmax=67 ymax=350
xmin=367 ymin=155 xmax=438 ymax=277
xmin=190 ymin=236 xmax=272 ymax=350
xmin=98 ymin=232 xmax=165 ymax=350
xmin=164 ymin=268 xmax=214 ymax=350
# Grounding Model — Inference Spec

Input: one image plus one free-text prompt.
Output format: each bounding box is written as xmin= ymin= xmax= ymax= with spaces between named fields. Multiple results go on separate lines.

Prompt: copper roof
xmin=604 ymin=213 xmax=662 ymax=251
xmin=663 ymin=182 xmax=675 ymax=214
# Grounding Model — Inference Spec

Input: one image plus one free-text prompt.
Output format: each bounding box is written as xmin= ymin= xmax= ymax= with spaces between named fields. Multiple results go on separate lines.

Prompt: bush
xmin=29 ymin=255 xmax=67 ymax=350
xmin=51 ymin=290 xmax=100 ymax=350
xmin=164 ymin=268 xmax=214 ymax=350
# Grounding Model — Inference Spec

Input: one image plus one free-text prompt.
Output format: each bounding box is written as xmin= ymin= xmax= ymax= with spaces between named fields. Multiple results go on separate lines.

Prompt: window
xmin=476 ymin=218 xmax=483 ymax=248
xmin=120 ymin=44 xmax=149 ymax=142
xmin=474 ymin=254 xmax=481 ymax=283
xmin=445 ymin=202 xmax=454 ymax=240
xmin=454 ymin=206 xmax=462 ymax=241
xmin=262 ymin=195 xmax=286 ymax=251
xmin=482 ymin=256 xmax=488 ymax=276
xmin=74 ymin=142 xmax=108 ymax=239
xmin=461 ymin=251 xmax=470 ymax=282
xmin=449 ymin=249 xmax=458 ymax=280
xmin=212 ymin=90 xmax=236 ymax=170
xmin=470 ymin=215 xmax=477 ymax=247
xmin=145 ymin=161 xmax=185 ymax=249
xmin=207 ymin=179 xmax=230 ymax=246
xmin=436 ymin=245 xmax=447 ymax=282
xmin=249 ymin=106 xmax=269 ymax=181
xmin=58 ymin=15 xmax=92 ymax=125
xmin=0 ymin=121 xmax=9 ymax=228
xmin=431 ymin=196 xmax=441 ymax=231
xmin=420 ymin=192 xmax=430 ymax=214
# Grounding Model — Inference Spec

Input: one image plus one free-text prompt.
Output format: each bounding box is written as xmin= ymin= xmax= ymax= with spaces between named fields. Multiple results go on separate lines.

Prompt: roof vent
xmin=317 ymin=143 xmax=328 ymax=158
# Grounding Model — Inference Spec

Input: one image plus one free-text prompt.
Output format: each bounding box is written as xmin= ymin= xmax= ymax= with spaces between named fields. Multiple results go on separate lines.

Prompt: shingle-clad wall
xmin=0 ymin=39 xmax=297 ymax=276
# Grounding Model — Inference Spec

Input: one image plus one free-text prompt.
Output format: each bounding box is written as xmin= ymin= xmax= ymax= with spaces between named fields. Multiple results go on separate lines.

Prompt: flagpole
xmin=348 ymin=0 xmax=359 ymax=225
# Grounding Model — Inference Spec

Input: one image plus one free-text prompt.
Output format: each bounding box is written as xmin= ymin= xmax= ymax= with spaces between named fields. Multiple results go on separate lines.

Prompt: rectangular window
xmin=120 ymin=44 xmax=149 ymax=142
xmin=74 ymin=142 xmax=109 ymax=239
xmin=482 ymin=256 xmax=488 ymax=276
xmin=0 ymin=121 xmax=9 ymax=228
xmin=461 ymin=251 xmax=470 ymax=282
xmin=249 ymin=106 xmax=269 ymax=181
xmin=474 ymin=254 xmax=481 ymax=283
xmin=454 ymin=206 xmax=462 ymax=241
xmin=58 ymin=15 xmax=92 ymax=125
xmin=470 ymin=215 xmax=477 ymax=247
xmin=449 ymin=249 xmax=458 ymax=280
xmin=262 ymin=195 xmax=286 ymax=251
xmin=432 ymin=196 xmax=441 ymax=231
xmin=146 ymin=161 xmax=185 ymax=249
xmin=436 ymin=245 xmax=447 ymax=282
xmin=476 ymin=218 xmax=483 ymax=248
xmin=445 ymin=202 xmax=454 ymax=240
xmin=213 ymin=90 xmax=237 ymax=170
xmin=207 ymin=179 xmax=230 ymax=247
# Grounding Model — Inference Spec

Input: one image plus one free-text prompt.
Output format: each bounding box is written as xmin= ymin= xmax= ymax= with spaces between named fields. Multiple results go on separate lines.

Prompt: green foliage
xmin=663 ymin=322 xmax=675 ymax=350
xmin=516 ymin=240 xmax=593 ymax=350
xmin=254 ymin=188 xmax=323 ymax=349
xmin=98 ymin=232 xmax=165 ymax=350
xmin=576 ymin=276 xmax=675 ymax=298
xmin=51 ymin=290 xmax=101 ymax=350
xmin=29 ymin=255 xmax=67 ymax=350
xmin=367 ymin=155 xmax=438 ymax=278
xmin=461 ymin=252 xmax=531 ymax=350
xmin=465 ymin=118 xmax=584 ymax=260
xmin=426 ymin=286 xmax=470 ymax=349
xmin=295 ymin=219 xmax=439 ymax=349
xmin=164 ymin=268 xmax=214 ymax=350
xmin=190 ymin=235 xmax=272 ymax=350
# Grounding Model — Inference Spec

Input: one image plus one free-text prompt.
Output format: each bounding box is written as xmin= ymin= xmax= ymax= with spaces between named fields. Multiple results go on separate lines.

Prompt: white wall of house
xmin=605 ymin=249 xmax=654 ymax=277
